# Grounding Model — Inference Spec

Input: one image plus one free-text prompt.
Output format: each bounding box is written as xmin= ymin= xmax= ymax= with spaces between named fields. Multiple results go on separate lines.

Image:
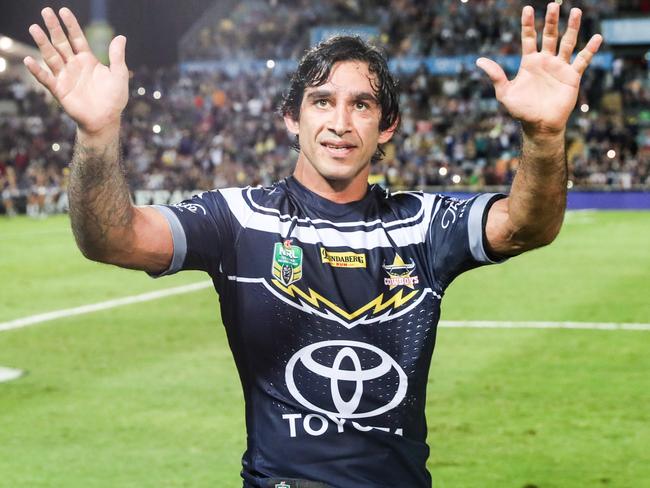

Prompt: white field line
xmin=0 ymin=367 xmax=24 ymax=383
xmin=0 ymin=281 xmax=648 ymax=332
xmin=440 ymin=320 xmax=650 ymax=331
xmin=0 ymin=281 xmax=213 ymax=332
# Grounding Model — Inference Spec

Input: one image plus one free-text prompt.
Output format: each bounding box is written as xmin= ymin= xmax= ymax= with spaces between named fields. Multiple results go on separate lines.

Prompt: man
xmin=25 ymin=3 xmax=601 ymax=487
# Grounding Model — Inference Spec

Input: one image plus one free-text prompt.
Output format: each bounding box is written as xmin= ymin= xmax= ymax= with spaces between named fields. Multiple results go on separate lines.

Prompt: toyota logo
xmin=285 ymin=340 xmax=408 ymax=419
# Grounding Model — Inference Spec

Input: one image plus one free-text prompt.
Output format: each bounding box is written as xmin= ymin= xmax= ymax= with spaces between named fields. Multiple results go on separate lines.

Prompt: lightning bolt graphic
xmin=271 ymin=280 xmax=419 ymax=322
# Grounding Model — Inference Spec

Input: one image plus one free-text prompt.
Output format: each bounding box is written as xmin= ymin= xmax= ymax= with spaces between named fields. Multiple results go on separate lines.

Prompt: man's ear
xmin=284 ymin=114 xmax=299 ymax=135
xmin=378 ymin=117 xmax=399 ymax=144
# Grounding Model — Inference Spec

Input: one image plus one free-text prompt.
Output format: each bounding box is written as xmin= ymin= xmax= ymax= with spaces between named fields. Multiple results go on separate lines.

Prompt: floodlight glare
xmin=0 ymin=37 xmax=13 ymax=51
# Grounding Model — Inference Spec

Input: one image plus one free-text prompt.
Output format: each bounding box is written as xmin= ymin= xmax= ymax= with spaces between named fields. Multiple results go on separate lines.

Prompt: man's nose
xmin=328 ymin=104 xmax=352 ymax=136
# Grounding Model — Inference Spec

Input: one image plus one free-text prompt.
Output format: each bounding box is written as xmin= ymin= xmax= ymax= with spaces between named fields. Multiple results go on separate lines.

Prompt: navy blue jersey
xmin=153 ymin=176 xmax=505 ymax=487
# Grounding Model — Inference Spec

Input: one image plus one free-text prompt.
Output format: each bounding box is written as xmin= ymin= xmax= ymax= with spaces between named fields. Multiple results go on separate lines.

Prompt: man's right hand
xmin=24 ymin=7 xmax=129 ymax=138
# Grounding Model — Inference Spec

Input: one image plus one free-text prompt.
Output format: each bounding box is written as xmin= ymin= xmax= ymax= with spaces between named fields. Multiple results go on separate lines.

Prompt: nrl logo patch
xmin=272 ymin=239 xmax=303 ymax=286
xmin=382 ymin=254 xmax=419 ymax=290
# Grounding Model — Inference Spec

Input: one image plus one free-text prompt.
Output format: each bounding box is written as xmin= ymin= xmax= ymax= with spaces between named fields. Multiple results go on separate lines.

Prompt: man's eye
xmin=315 ymin=99 xmax=329 ymax=107
xmin=355 ymin=102 xmax=368 ymax=110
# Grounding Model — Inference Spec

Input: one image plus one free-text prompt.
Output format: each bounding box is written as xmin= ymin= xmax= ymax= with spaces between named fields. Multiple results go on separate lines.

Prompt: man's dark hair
xmin=280 ymin=35 xmax=400 ymax=161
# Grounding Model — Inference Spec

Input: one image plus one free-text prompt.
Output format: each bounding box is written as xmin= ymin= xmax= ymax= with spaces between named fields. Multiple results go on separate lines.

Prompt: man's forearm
xmin=69 ymin=127 xmax=135 ymax=261
xmin=507 ymin=130 xmax=567 ymax=247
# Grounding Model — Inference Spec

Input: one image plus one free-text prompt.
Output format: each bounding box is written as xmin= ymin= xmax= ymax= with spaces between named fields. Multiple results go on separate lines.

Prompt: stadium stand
xmin=1 ymin=0 xmax=648 ymax=216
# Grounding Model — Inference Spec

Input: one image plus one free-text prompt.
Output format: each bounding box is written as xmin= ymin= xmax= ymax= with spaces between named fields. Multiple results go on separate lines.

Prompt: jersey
xmin=153 ymin=176 xmax=505 ymax=487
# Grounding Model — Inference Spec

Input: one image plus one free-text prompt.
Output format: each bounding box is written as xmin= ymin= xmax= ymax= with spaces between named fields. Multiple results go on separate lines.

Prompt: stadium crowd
xmin=181 ymin=0 xmax=616 ymax=61
xmin=1 ymin=0 xmax=649 ymax=217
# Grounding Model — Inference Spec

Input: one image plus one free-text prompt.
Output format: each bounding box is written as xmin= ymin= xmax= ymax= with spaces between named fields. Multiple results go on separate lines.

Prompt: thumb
xmin=109 ymin=35 xmax=127 ymax=74
xmin=476 ymin=57 xmax=508 ymax=98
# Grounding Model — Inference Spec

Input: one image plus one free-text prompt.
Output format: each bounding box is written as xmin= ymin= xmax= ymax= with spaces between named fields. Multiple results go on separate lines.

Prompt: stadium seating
xmin=1 ymin=0 xmax=648 ymax=216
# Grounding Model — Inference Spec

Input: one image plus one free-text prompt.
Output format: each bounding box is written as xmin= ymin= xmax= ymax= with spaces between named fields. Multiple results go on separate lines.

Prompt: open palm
xmin=477 ymin=3 xmax=602 ymax=136
xmin=24 ymin=7 xmax=129 ymax=135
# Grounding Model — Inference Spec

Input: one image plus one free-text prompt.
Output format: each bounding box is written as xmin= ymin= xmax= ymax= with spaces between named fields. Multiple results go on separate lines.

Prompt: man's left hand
xmin=476 ymin=2 xmax=603 ymax=138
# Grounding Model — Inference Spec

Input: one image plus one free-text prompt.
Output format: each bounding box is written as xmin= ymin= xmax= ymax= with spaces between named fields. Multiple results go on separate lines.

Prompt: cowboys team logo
xmin=382 ymin=254 xmax=419 ymax=290
xmin=272 ymin=239 xmax=303 ymax=286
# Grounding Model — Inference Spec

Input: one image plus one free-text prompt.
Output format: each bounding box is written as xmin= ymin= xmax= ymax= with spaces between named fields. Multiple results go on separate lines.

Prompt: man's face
xmin=284 ymin=61 xmax=395 ymax=189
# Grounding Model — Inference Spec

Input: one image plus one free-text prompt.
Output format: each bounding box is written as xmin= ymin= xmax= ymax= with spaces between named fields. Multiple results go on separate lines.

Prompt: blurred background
xmin=0 ymin=0 xmax=649 ymax=217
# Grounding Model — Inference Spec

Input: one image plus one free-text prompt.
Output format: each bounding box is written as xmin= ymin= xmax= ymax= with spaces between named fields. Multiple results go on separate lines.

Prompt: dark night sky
xmin=0 ymin=0 xmax=217 ymax=68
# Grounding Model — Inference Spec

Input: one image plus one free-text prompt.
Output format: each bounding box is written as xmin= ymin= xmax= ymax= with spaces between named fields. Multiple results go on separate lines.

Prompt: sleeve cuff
xmin=147 ymin=205 xmax=188 ymax=278
xmin=467 ymin=193 xmax=508 ymax=264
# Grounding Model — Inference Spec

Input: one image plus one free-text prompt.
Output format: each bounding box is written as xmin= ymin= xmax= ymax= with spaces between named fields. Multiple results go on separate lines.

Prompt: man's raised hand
xmin=476 ymin=3 xmax=603 ymax=137
xmin=24 ymin=7 xmax=129 ymax=137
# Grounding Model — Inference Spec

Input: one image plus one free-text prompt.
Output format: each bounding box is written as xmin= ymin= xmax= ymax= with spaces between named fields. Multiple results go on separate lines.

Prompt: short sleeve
xmin=426 ymin=193 xmax=507 ymax=288
xmin=148 ymin=190 xmax=232 ymax=277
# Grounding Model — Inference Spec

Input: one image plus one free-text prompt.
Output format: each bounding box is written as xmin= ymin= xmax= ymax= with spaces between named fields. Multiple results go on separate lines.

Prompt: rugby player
xmin=25 ymin=3 xmax=602 ymax=487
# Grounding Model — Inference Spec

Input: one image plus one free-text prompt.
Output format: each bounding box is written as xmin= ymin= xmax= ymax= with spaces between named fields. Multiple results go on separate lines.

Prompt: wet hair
xmin=280 ymin=35 xmax=400 ymax=161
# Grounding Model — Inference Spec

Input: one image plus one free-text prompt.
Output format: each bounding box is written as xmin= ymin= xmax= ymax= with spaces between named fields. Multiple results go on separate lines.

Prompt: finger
xmin=520 ymin=5 xmax=537 ymax=55
xmin=28 ymin=23 xmax=64 ymax=76
xmin=41 ymin=7 xmax=74 ymax=61
xmin=24 ymin=56 xmax=56 ymax=92
xmin=572 ymin=34 xmax=604 ymax=75
xmin=541 ymin=2 xmax=561 ymax=55
xmin=558 ymin=8 xmax=582 ymax=63
xmin=109 ymin=36 xmax=128 ymax=74
xmin=476 ymin=57 xmax=509 ymax=98
xmin=59 ymin=7 xmax=91 ymax=54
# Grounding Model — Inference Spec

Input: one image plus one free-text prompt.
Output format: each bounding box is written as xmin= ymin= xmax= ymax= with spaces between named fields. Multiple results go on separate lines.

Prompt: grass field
xmin=1 ymin=211 xmax=649 ymax=488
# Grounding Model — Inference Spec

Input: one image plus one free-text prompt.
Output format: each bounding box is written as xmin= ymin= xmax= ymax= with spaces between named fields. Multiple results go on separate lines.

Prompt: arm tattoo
xmin=68 ymin=138 xmax=134 ymax=258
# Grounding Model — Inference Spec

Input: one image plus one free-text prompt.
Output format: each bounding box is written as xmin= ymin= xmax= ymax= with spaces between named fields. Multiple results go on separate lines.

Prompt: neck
xmin=292 ymin=156 xmax=370 ymax=204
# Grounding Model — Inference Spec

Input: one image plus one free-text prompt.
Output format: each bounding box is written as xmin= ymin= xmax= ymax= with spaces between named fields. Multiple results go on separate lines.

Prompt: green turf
xmin=0 ymin=212 xmax=648 ymax=487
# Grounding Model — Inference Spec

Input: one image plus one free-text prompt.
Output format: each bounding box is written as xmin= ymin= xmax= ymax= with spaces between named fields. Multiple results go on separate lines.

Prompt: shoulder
xmin=375 ymin=186 xmax=441 ymax=223
xmin=216 ymin=180 xmax=292 ymax=213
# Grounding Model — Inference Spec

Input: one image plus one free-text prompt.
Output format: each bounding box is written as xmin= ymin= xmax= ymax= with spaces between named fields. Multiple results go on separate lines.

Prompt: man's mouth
xmin=321 ymin=141 xmax=356 ymax=156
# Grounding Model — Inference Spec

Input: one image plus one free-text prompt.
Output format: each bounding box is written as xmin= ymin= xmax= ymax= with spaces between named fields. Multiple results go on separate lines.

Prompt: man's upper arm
xmin=485 ymin=197 xmax=545 ymax=257
xmin=107 ymin=205 xmax=174 ymax=274
xmin=485 ymin=197 xmax=516 ymax=257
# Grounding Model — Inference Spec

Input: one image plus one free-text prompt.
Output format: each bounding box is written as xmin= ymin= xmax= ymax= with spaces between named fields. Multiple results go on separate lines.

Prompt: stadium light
xmin=607 ymin=149 xmax=616 ymax=159
xmin=438 ymin=167 xmax=448 ymax=176
xmin=152 ymin=124 xmax=162 ymax=134
xmin=0 ymin=37 xmax=13 ymax=51
xmin=452 ymin=174 xmax=461 ymax=184
xmin=153 ymin=90 xmax=162 ymax=100
xmin=0 ymin=57 xmax=6 ymax=73
xmin=460 ymin=0 xmax=469 ymax=3
xmin=266 ymin=59 xmax=276 ymax=69
xmin=52 ymin=143 xmax=61 ymax=152
xmin=580 ymin=104 xmax=589 ymax=113
xmin=137 ymin=87 xmax=146 ymax=96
